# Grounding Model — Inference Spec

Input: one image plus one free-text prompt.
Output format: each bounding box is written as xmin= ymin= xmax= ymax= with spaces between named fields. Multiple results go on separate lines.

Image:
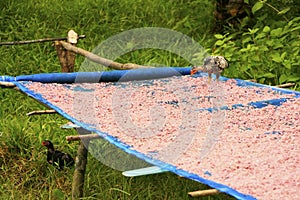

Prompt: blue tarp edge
xmin=2 ymin=67 xmax=300 ymax=199
xmin=1 ymin=67 xmax=299 ymax=97
xmin=12 ymin=80 xmax=257 ymax=200
xmin=15 ymin=67 xmax=191 ymax=83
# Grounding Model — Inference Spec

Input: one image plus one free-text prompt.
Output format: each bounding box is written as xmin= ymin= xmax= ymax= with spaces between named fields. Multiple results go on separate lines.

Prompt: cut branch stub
xmin=68 ymin=30 xmax=78 ymax=44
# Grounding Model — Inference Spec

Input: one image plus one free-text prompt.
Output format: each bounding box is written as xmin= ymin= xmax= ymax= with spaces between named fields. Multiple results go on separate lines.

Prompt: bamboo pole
xmin=59 ymin=41 xmax=153 ymax=70
xmin=188 ymin=189 xmax=220 ymax=197
xmin=66 ymin=134 xmax=100 ymax=141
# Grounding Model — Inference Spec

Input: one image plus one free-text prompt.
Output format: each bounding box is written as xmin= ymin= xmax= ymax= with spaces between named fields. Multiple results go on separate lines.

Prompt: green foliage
xmin=213 ymin=1 xmax=300 ymax=89
xmin=0 ymin=0 xmax=215 ymax=74
xmin=250 ymin=0 xmax=300 ymax=21
xmin=251 ymin=1 xmax=264 ymax=14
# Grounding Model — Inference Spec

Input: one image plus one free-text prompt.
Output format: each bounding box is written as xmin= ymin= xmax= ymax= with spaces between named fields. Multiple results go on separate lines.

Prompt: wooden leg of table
xmin=72 ymin=141 xmax=88 ymax=199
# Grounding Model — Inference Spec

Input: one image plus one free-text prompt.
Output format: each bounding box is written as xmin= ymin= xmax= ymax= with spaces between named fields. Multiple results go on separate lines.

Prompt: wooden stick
xmin=0 ymin=81 xmax=19 ymax=90
xmin=66 ymin=134 xmax=100 ymax=141
xmin=51 ymin=30 xmax=89 ymax=200
xmin=0 ymin=81 xmax=16 ymax=87
xmin=188 ymin=189 xmax=220 ymax=197
xmin=54 ymin=30 xmax=78 ymax=72
xmin=72 ymin=140 xmax=88 ymax=199
xmin=276 ymin=83 xmax=295 ymax=88
xmin=26 ymin=109 xmax=57 ymax=116
xmin=245 ymin=79 xmax=257 ymax=83
xmin=0 ymin=35 xmax=86 ymax=45
xmin=59 ymin=41 xmax=153 ymax=70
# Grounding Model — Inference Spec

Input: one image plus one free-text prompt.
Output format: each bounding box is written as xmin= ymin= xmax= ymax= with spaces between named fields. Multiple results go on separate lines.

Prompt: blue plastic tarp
xmin=1 ymin=67 xmax=300 ymax=200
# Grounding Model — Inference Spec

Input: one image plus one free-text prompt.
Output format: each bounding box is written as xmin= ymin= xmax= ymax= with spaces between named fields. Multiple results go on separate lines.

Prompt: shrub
xmin=213 ymin=1 xmax=300 ymax=89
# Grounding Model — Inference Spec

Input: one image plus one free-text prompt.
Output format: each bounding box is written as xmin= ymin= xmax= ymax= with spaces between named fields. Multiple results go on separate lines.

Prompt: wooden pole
xmin=59 ymin=41 xmax=153 ymax=70
xmin=188 ymin=189 xmax=220 ymax=197
xmin=72 ymin=135 xmax=89 ymax=199
xmin=54 ymin=30 xmax=78 ymax=72
xmin=71 ymin=127 xmax=92 ymax=199
xmin=54 ymin=30 xmax=89 ymax=200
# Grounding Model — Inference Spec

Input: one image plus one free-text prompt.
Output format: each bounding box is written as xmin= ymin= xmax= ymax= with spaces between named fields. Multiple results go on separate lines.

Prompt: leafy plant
xmin=213 ymin=1 xmax=300 ymax=89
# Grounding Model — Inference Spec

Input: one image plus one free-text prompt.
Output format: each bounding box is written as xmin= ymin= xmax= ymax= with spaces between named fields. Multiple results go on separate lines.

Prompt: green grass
xmin=0 ymin=0 xmax=298 ymax=199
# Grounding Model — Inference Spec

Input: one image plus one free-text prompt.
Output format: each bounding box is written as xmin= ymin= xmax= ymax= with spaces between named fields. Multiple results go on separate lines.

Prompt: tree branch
xmin=26 ymin=109 xmax=57 ymax=116
xmin=59 ymin=41 xmax=153 ymax=70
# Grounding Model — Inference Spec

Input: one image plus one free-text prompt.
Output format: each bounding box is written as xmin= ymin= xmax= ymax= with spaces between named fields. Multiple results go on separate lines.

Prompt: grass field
xmin=0 ymin=0 xmax=298 ymax=199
